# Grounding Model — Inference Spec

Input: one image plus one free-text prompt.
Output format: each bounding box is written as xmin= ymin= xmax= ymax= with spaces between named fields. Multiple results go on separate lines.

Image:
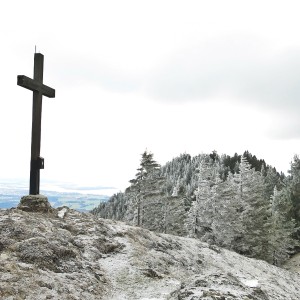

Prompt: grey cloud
xmin=52 ymin=36 xmax=300 ymax=112
xmin=142 ymin=36 xmax=300 ymax=139
xmin=145 ymin=37 xmax=300 ymax=113
xmin=50 ymin=38 xmax=300 ymax=139
xmin=239 ymin=53 xmax=300 ymax=111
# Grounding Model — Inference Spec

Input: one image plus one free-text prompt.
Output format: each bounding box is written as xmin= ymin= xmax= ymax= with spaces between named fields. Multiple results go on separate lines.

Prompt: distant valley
xmin=0 ymin=179 xmax=114 ymax=211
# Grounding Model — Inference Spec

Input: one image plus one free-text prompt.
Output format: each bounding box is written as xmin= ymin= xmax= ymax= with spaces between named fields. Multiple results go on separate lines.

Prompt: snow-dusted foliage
xmin=288 ymin=155 xmax=300 ymax=237
xmin=233 ymin=157 xmax=270 ymax=259
xmin=186 ymin=159 xmax=221 ymax=241
xmin=93 ymin=151 xmax=189 ymax=237
xmin=183 ymin=156 xmax=298 ymax=264
xmin=92 ymin=192 xmax=128 ymax=222
xmin=269 ymin=186 xmax=299 ymax=265
xmin=92 ymin=150 xmax=300 ymax=265
xmin=126 ymin=151 xmax=164 ymax=227
xmin=212 ymin=173 xmax=243 ymax=249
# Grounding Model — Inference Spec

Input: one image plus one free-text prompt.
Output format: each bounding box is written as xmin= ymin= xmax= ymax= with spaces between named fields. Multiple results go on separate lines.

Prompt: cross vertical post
xmin=17 ymin=53 xmax=55 ymax=195
xmin=31 ymin=54 xmax=43 ymax=195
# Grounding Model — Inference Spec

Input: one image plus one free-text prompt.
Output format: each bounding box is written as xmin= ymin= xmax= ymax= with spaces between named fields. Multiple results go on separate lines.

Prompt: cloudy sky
xmin=1 ymin=0 xmax=300 ymax=193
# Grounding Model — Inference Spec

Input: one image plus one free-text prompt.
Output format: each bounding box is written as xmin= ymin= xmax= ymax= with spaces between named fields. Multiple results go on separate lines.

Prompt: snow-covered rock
xmin=0 ymin=207 xmax=299 ymax=299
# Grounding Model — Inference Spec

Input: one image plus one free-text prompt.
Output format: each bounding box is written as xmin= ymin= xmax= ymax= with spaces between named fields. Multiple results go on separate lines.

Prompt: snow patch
xmin=57 ymin=207 xmax=67 ymax=218
xmin=240 ymin=279 xmax=259 ymax=288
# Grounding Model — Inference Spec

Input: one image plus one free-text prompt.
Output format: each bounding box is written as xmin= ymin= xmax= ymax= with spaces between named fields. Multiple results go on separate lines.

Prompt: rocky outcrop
xmin=0 ymin=207 xmax=299 ymax=299
xmin=17 ymin=195 xmax=55 ymax=213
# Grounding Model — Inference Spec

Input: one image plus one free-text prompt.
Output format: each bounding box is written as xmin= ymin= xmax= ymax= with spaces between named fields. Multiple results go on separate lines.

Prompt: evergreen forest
xmin=92 ymin=150 xmax=300 ymax=266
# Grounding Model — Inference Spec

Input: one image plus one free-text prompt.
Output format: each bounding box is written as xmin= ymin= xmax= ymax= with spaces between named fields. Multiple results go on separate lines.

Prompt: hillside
xmin=0 ymin=207 xmax=300 ymax=299
xmin=93 ymin=151 xmax=300 ymax=265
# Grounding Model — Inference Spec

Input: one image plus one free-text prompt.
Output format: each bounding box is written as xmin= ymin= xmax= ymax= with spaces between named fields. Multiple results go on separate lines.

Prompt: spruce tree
xmin=127 ymin=150 xmax=162 ymax=227
xmin=212 ymin=173 xmax=243 ymax=249
xmin=268 ymin=186 xmax=298 ymax=265
xmin=288 ymin=155 xmax=300 ymax=237
xmin=186 ymin=158 xmax=221 ymax=242
xmin=235 ymin=156 xmax=270 ymax=259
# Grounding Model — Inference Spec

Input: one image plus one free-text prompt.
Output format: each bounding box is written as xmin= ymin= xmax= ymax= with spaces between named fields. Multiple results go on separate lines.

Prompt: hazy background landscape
xmin=0 ymin=179 xmax=114 ymax=211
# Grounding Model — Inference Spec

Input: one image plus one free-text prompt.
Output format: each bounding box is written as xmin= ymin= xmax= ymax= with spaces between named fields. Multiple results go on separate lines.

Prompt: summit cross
xmin=17 ymin=53 xmax=55 ymax=195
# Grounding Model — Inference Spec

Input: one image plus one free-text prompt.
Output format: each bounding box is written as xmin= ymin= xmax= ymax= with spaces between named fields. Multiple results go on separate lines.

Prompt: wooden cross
xmin=17 ymin=53 xmax=55 ymax=195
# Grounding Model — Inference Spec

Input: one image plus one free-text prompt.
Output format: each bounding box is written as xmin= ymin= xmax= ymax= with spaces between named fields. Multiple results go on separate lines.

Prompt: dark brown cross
xmin=17 ymin=53 xmax=55 ymax=195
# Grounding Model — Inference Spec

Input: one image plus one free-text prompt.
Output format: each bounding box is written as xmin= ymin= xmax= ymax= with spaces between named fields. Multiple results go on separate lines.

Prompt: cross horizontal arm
xmin=17 ymin=75 xmax=55 ymax=98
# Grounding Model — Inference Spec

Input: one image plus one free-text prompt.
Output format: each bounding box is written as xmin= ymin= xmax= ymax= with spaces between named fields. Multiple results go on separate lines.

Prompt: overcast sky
xmin=1 ymin=0 xmax=300 ymax=193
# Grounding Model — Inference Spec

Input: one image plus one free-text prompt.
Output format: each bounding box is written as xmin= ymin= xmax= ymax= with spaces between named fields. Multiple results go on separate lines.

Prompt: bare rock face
xmin=17 ymin=195 xmax=55 ymax=213
xmin=0 ymin=207 xmax=300 ymax=299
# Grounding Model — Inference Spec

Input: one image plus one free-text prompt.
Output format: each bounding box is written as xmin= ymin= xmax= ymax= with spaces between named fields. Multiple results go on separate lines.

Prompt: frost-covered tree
xmin=171 ymin=178 xmax=181 ymax=197
xmin=91 ymin=192 xmax=127 ymax=220
xmin=262 ymin=164 xmax=282 ymax=203
xmin=92 ymin=150 xmax=298 ymax=264
xmin=185 ymin=158 xmax=221 ymax=242
xmin=161 ymin=153 xmax=202 ymax=200
xmin=127 ymin=150 xmax=162 ymax=227
xmin=268 ymin=186 xmax=298 ymax=265
xmin=212 ymin=173 xmax=243 ymax=249
xmin=233 ymin=156 xmax=270 ymax=259
xmin=287 ymin=155 xmax=300 ymax=235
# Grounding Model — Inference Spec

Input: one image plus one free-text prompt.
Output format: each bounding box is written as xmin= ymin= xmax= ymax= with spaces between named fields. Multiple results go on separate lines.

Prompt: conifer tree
xmin=127 ymin=150 xmax=161 ymax=227
xmin=92 ymin=150 xmax=299 ymax=265
xmin=186 ymin=158 xmax=221 ymax=242
xmin=268 ymin=186 xmax=298 ymax=265
xmin=212 ymin=173 xmax=243 ymax=249
xmin=234 ymin=156 xmax=270 ymax=259
xmin=288 ymin=155 xmax=300 ymax=236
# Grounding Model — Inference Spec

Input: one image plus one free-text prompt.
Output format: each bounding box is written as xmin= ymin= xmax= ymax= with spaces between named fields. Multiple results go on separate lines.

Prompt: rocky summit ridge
xmin=0 ymin=206 xmax=300 ymax=300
